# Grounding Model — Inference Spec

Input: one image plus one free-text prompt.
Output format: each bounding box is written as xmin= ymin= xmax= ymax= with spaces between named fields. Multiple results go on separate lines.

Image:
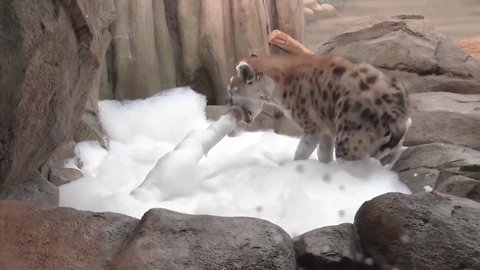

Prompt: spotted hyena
xmin=226 ymin=54 xmax=411 ymax=166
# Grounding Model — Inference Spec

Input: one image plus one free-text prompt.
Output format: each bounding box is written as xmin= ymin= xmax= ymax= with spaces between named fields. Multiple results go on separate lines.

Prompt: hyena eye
xmin=247 ymin=110 xmax=252 ymax=116
xmin=247 ymin=81 xmax=253 ymax=85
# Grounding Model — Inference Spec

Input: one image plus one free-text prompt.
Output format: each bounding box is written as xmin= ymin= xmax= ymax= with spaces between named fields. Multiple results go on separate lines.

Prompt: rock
xmin=436 ymin=175 xmax=480 ymax=202
xmin=397 ymin=167 xmax=439 ymax=193
xmin=305 ymin=7 xmax=316 ymax=23
xmin=303 ymin=0 xmax=317 ymax=8
xmin=5 ymin=170 xmax=59 ymax=207
xmin=321 ymin=0 xmax=348 ymax=9
xmin=437 ymin=165 xmax=480 ymax=187
xmin=111 ymin=208 xmax=296 ymax=270
xmin=456 ymin=37 xmax=480 ymax=60
xmin=314 ymin=4 xmax=337 ymax=20
xmin=39 ymin=141 xmax=83 ymax=186
xmin=354 ymin=192 xmax=480 ymax=270
xmin=0 ymin=1 xmax=114 ymax=198
xmin=318 ymin=16 xmax=480 ymax=95
xmin=394 ymin=143 xmax=480 ymax=173
xmin=293 ymin=223 xmax=376 ymax=270
xmin=0 ymin=201 xmax=138 ymax=269
xmin=74 ymin=110 xmax=108 ymax=146
xmin=393 ymin=143 xmax=480 ymax=193
xmin=108 ymin=0 xmax=305 ymax=104
xmin=406 ymin=92 xmax=480 ymax=150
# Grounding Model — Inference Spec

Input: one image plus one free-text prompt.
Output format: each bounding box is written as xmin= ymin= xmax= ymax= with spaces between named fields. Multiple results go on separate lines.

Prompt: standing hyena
xmin=226 ymin=54 xmax=411 ymax=166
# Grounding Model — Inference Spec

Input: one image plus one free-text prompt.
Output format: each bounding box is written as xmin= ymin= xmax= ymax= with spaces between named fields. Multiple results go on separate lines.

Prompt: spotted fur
xmin=226 ymin=55 xmax=411 ymax=165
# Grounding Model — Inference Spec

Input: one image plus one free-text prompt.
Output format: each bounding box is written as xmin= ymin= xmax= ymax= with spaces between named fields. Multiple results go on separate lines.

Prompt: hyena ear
xmin=236 ymin=61 xmax=255 ymax=83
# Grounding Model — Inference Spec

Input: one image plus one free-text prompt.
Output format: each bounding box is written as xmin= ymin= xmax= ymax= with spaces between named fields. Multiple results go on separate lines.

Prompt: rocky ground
xmin=1 ymin=1 xmax=479 ymax=269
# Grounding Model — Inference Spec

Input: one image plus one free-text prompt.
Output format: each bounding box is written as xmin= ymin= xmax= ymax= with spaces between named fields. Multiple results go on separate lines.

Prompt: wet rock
xmin=436 ymin=175 xmax=480 ymax=202
xmin=355 ymin=192 xmax=480 ymax=270
xmin=394 ymin=143 xmax=480 ymax=192
xmin=318 ymin=15 xmax=480 ymax=95
xmin=0 ymin=0 xmax=114 ymax=198
xmin=406 ymin=92 xmax=480 ymax=150
xmin=0 ymin=201 xmax=137 ymax=269
xmin=5 ymin=170 xmax=58 ymax=207
xmin=293 ymin=223 xmax=377 ymax=270
xmin=111 ymin=208 xmax=296 ymax=270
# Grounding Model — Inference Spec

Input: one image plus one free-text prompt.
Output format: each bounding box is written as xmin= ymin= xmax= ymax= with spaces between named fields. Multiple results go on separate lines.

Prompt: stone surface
xmin=0 ymin=0 xmax=114 ymax=198
xmin=394 ymin=143 xmax=480 ymax=173
xmin=397 ymin=167 xmax=438 ymax=193
xmin=436 ymin=175 xmax=480 ymax=202
xmin=293 ymin=223 xmax=376 ymax=270
xmin=74 ymin=110 xmax=108 ymax=146
xmin=456 ymin=37 xmax=480 ymax=60
xmin=406 ymin=92 xmax=480 ymax=150
xmin=354 ymin=192 xmax=480 ymax=270
xmin=5 ymin=170 xmax=59 ymax=207
xmin=111 ymin=208 xmax=296 ymax=270
xmin=394 ymin=143 xmax=480 ymax=192
xmin=0 ymin=201 xmax=138 ymax=269
xmin=318 ymin=15 xmax=480 ymax=95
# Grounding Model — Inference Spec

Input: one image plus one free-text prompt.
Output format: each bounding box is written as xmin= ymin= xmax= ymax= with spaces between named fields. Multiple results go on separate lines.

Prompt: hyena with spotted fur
xmin=226 ymin=54 xmax=411 ymax=165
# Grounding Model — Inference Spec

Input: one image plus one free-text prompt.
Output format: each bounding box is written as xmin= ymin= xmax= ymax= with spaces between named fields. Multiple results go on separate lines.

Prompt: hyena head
xmin=226 ymin=60 xmax=275 ymax=125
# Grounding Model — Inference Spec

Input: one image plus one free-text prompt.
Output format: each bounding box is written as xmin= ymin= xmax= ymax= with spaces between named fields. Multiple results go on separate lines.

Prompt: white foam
xmin=60 ymin=87 xmax=410 ymax=236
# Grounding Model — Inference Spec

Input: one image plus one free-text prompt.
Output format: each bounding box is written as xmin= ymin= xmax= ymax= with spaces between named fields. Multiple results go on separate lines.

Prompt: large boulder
xmin=318 ymin=15 xmax=480 ymax=95
xmin=107 ymin=0 xmax=305 ymax=104
xmin=293 ymin=223 xmax=376 ymax=270
xmin=0 ymin=1 xmax=114 ymax=198
xmin=111 ymin=208 xmax=296 ymax=270
xmin=406 ymin=92 xmax=480 ymax=150
xmin=354 ymin=192 xmax=480 ymax=270
xmin=0 ymin=201 xmax=137 ymax=269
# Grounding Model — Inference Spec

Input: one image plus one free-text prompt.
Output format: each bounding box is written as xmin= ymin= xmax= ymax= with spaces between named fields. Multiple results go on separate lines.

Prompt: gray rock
xmin=397 ymin=167 xmax=438 ymax=193
xmin=354 ymin=192 xmax=480 ymax=270
xmin=406 ymin=92 xmax=480 ymax=150
xmin=318 ymin=15 xmax=480 ymax=95
xmin=0 ymin=0 xmax=114 ymax=198
xmin=5 ymin=170 xmax=59 ymax=207
xmin=394 ymin=143 xmax=480 ymax=173
xmin=393 ymin=143 xmax=480 ymax=193
xmin=293 ymin=223 xmax=376 ymax=270
xmin=111 ymin=208 xmax=296 ymax=270
xmin=0 ymin=201 xmax=137 ymax=269
xmin=436 ymin=175 xmax=480 ymax=202
xmin=437 ymin=165 xmax=480 ymax=187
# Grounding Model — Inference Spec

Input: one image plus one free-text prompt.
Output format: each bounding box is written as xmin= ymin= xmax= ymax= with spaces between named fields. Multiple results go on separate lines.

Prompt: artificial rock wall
xmin=103 ymin=0 xmax=305 ymax=104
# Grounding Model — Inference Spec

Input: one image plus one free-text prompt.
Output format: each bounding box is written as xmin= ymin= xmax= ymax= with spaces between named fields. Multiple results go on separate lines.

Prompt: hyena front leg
xmin=294 ymin=133 xmax=318 ymax=160
xmin=317 ymin=133 xmax=334 ymax=163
